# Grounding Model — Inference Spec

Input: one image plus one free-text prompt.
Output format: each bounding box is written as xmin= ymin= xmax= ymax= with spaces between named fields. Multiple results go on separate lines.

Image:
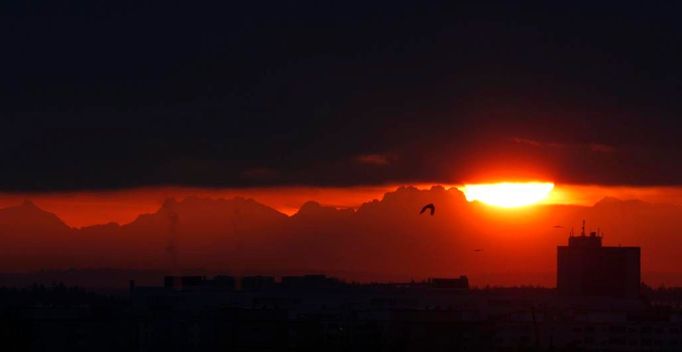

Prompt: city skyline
xmin=0 ymin=185 xmax=672 ymax=288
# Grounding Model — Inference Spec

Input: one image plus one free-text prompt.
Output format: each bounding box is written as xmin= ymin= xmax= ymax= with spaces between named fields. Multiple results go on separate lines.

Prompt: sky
xmin=4 ymin=2 xmax=682 ymax=285
xmin=3 ymin=1 xmax=682 ymax=191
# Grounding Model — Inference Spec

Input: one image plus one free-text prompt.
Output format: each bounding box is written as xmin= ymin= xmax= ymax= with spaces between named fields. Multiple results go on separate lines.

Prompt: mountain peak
xmin=0 ymin=201 xmax=71 ymax=232
xmin=126 ymin=195 xmax=287 ymax=230
xmin=594 ymin=196 xmax=622 ymax=205
xmin=299 ymin=200 xmax=322 ymax=211
xmin=20 ymin=199 xmax=38 ymax=208
xmin=160 ymin=197 xmax=179 ymax=210
xmin=593 ymin=196 xmax=660 ymax=209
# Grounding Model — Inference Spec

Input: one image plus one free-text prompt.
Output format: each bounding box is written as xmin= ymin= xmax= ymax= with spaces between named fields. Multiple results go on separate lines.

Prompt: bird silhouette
xmin=419 ymin=203 xmax=435 ymax=216
xmin=474 ymin=249 xmax=483 ymax=252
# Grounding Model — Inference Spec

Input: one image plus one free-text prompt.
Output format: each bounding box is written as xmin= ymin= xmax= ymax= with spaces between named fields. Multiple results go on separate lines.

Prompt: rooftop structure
xmin=557 ymin=221 xmax=640 ymax=298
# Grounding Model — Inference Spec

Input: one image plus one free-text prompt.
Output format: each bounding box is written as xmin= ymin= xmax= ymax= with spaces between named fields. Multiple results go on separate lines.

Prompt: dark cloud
xmin=240 ymin=168 xmax=279 ymax=182
xmin=354 ymin=154 xmax=394 ymax=167
xmin=510 ymin=138 xmax=616 ymax=154
xmin=589 ymin=144 xmax=616 ymax=154
xmin=2 ymin=1 xmax=682 ymax=190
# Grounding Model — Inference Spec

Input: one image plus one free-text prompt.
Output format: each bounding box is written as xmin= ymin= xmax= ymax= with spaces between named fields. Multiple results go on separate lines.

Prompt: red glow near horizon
xmin=0 ymin=186 xmax=397 ymax=227
xmin=1 ymin=184 xmax=682 ymax=228
xmin=2 ymin=184 xmax=682 ymax=286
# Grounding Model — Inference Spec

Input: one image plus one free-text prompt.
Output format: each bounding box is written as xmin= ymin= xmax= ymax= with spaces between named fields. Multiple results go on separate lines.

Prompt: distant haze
xmin=0 ymin=186 xmax=681 ymax=287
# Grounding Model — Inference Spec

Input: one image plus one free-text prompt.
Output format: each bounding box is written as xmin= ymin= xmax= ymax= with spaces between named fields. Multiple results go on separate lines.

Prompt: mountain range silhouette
xmin=1 ymin=187 xmax=681 ymax=286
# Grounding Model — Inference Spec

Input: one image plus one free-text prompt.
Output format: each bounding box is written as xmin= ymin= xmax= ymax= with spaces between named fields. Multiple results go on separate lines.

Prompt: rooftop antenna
xmin=581 ymin=220 xmax=586 ymax=236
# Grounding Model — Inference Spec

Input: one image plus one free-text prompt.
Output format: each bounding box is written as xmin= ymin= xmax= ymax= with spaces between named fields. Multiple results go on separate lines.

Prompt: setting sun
xmin=459 ymin=182 xmax=555 ymax=208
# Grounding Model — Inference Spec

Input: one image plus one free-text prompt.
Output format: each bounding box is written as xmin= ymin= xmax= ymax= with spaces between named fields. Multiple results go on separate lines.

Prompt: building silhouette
xmin=557 ymin=221 xmax=640 ymax=298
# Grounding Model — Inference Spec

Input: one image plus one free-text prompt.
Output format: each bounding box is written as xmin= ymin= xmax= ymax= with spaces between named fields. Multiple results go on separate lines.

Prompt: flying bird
xmin=474 ymin=249 xmax=484 ymax=252
xmin=419 ymin=203 xmax=435 ymax=216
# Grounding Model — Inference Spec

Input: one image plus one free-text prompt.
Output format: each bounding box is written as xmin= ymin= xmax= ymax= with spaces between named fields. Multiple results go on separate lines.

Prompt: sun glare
xmin=459 ymin=182 xmax=555 ymax=208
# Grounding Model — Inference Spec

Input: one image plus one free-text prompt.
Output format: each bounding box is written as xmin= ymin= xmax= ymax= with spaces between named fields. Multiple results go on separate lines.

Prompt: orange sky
xmin=3 ymin=183 xmax=682 ymax=228
xmin=4 ymin=183 xmax=682 ymax=286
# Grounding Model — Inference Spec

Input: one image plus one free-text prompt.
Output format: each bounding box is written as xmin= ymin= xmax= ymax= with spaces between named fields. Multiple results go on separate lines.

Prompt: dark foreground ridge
xmin=1 ymin=274 xmax=682 ymax=352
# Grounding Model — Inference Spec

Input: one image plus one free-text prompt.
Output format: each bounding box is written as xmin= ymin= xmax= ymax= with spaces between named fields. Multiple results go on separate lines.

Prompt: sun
xmin=459 ymin=182 xmax=555 ymax=208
